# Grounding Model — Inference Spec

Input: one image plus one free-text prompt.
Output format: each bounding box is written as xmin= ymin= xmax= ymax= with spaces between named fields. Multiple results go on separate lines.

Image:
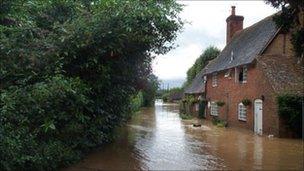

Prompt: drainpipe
xmin=225 ymin=92 xmax=229 ymax=126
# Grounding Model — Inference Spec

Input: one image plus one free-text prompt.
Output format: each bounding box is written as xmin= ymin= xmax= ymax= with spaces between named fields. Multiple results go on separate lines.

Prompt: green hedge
xmin=277 ymin=93 xmax=303 ymax=137
xmin=131 ymin=91 xmax=144 ymax=112
xmin=0 ymin=76 xmax=96 ymax=170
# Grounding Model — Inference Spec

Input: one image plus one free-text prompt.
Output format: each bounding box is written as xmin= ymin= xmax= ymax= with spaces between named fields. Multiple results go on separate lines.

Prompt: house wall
xmin=263 ymin=33 xmax=294 ymax=56
xmin=259 ymin=33 xmax=302 ymax=137
xmin=205 ymin=33 xmax=295 ymax=137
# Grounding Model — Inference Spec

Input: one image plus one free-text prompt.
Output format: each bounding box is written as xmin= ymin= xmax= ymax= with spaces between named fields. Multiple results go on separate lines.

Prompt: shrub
xmin=0 ymin=76 xmax=95 ymax=170
xmin=241 ymin=98 xmax=251 ymax=106
xmin=277 ymin=93 xmax=303 ymax=137
xmin=216 ymin=101 xmax=225 ymax=107
xmin=130 ymin=91 xmax=144 ymax=112
xmin=180 ymin=113 xmax=193 ymax=120
xmin=212 ymin=116 xmax=227 ymax=127
xmin=0 ymin=0 xmax=183 ymax=169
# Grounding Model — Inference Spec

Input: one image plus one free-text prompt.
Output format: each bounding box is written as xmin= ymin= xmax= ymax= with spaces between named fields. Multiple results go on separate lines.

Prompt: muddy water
xmin=67 ymin=102 xmax=304 ymax=170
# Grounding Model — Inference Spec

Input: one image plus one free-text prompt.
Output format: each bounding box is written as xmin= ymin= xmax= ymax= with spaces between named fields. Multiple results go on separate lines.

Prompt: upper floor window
xmin=224 ymin=69 xmax=232 ymax=78
xmin=212 ymin=73 xmax=218 ymax=87
xmin=238 ymin=103 xmax=247 ymax=121
xmin=211 ymin=102 xmax=219 ymax=116
xmin=203 ymin=76 xmax=207 ymax=83
xmin=238 ymin=66 xmax=247 ymax=83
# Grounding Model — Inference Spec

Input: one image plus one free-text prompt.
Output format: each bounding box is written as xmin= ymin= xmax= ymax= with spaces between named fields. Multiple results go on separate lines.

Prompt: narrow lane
xmin=67 ymin=101 xmax=303 ymax=170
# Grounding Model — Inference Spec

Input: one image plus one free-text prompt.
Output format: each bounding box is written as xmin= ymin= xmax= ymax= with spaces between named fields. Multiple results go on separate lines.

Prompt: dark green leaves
xmin=0 ymin=0 xmax=183 ymax=169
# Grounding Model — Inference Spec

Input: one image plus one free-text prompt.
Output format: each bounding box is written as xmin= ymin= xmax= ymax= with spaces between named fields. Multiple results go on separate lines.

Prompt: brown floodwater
xmin=66 ymin=101 xmax=304 ymax=170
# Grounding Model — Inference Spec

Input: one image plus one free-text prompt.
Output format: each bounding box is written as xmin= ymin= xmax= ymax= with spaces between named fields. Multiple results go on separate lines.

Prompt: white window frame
xmin=238 ymin=103 xmax=247 ymax=121
xmin=210 ymin=102 xmax=219 ymax=116
xmin=212 ymin=73 xmax=218 ymax=87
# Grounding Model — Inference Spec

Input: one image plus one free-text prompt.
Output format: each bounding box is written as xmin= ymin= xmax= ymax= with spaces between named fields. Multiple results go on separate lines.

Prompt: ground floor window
xmin=210 ymin=102 xmax=219 ymax=116
xmin=238 ymin=103 xmax=247 ymax=121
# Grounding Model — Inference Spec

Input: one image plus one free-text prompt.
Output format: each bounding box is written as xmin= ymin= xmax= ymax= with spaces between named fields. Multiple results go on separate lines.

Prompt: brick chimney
xmin=226 ymin=6 xmax=244 ymax=44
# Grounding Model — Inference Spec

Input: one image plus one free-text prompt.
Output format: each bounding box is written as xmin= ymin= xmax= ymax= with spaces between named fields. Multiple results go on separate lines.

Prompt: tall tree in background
xmin=265 ymin=0 xmax=304 ymax=60
xmin=184 ymin=46 xmax=220 ymax=87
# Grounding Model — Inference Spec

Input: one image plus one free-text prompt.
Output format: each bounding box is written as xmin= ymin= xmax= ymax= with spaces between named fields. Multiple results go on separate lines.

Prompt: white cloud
xmin=152 ymin=1 xmax=278 ymax=80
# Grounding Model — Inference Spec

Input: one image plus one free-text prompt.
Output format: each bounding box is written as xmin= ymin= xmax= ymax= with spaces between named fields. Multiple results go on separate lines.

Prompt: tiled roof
xmin=205 ymin=15 xmax=279 ymax=74
xmin=184 ymin=69 xmax=206 ymax=94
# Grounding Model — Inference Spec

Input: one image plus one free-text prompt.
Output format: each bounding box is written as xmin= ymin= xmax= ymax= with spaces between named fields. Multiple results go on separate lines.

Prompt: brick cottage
xmin=203 ymin=6 xmax=303 ymax=137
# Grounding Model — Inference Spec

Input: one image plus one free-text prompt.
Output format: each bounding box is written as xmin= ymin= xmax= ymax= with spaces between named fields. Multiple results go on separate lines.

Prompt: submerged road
xmin=67 ymin=101 xmax=303 ymax=170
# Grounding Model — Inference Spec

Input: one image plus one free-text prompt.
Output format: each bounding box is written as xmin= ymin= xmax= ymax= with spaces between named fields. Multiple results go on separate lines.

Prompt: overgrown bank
xmin=0 ymin=0 xmax=182 ymax=170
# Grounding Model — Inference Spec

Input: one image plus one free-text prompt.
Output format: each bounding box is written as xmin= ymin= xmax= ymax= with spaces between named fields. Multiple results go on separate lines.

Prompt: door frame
xmin=254 ymin=99 xmax=263 ymax=135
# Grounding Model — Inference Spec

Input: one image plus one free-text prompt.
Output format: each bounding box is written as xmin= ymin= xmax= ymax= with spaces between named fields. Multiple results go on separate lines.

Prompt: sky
xmin=152 ymin=0 xmax=279 ymax=82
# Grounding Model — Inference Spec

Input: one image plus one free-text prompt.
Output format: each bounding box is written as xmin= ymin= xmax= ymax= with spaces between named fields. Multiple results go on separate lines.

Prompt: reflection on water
xmin=67 ymin=101 xmax=304 ymax=170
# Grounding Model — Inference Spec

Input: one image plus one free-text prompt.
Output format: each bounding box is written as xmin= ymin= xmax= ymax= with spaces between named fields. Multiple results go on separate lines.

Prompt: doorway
xmin=254 ymin=99 xmax=263 ymax=135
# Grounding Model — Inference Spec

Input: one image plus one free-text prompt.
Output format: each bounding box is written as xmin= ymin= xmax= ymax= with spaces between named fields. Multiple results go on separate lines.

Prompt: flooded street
xmin=67 ymin=102 xmax=304 ymax=170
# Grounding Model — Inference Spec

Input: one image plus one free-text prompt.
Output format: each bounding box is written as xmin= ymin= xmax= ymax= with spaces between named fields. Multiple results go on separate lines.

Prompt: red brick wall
xmin=205 ymin=33 xmax=299 ymax=137
xmin=226 ymin=17 xmax=243 ymax=44
xmin=205 ymin=63 xmax=280 ymax=136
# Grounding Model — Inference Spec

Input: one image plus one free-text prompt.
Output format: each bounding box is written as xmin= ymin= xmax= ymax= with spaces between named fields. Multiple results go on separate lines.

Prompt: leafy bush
xmin=183 ymin=95 xmax=198 ymax=104
xmin=241 ymin=98 xmax=251 ymax=106
xmin=142 ymin=75 xmax=159 ymax=107
xmin=216 ymin=101 xmax=225 ymax=107
xmin=212 ymin=116 xmax=227 ymax=127
xmin=161 ymin=87 xmax=183 ymax=103
xmin=180 ymin=113 xmax=193 ymax=120
xmin=0 ymin=76 xmax=93 ymax=170
xmin=131 ymin=91 xmax=144 ymax=112
xmin=277 ymin=93 xmax=303 ymax=137
xmin=0 ymin=0 xmax=183 ymax=170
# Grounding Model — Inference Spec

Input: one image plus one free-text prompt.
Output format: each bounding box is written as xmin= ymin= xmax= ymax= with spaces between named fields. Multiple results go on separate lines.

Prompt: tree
xmin=265 ymin=0 xmax=304 ymax=60
xmin=0 ymin=0 xmax=183 ymax=169
xmin=142 ymin=74 xmax=160 ymax=107
xmin=184 ymin=46 xmax=220 ymax=87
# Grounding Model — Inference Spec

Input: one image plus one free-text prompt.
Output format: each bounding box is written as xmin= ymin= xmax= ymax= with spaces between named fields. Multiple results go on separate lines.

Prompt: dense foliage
xmin=161 ymin=87 xmax=183 ymax=102
xmin=0 ymin=0 xmax=183 ymax=170
xmin=277 ymin=93 xmax=303 ymax=138
xmin=265 ymin=0 xmax=304 ymax=59
xmin=184 ymin=46 xmax=220 ymax=87
xmin=142 ymin=74 xmax=159 ymax=107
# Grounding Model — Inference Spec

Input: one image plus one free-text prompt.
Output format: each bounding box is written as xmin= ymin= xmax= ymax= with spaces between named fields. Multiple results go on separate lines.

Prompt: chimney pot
xmin=231 ymin=6 xmax=236 ymax=15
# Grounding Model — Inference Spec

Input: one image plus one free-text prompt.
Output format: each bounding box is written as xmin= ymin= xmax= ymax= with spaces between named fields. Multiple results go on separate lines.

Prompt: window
xmin=203 ymin=76 xmax=207 ymax=83
xmin=238 ymin=66 xmax=248 ymax=83
xmin=238 ymin=103 xmax=247 ymax=121
xmin=212 ymin=73 xmax=218 ymax=87
xmin=224 ymin=69 xmax=231 ymax=78
xmin=211 ymin=102 xmax=219 ymax=116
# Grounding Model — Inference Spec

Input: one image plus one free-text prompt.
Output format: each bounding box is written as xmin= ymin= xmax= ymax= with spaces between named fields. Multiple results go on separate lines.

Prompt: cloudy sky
xmin=152 ymin=0 xmax=279 ymax=82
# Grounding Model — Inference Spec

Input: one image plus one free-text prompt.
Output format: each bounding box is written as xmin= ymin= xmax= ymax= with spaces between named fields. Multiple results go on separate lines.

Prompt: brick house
xmin=204 ymin=6 xmax=303 ymax=137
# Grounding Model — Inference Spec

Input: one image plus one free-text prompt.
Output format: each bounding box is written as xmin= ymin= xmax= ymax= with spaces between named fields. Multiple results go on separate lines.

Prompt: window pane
xmin=238 ymin=103 xmax=246 ymax=121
